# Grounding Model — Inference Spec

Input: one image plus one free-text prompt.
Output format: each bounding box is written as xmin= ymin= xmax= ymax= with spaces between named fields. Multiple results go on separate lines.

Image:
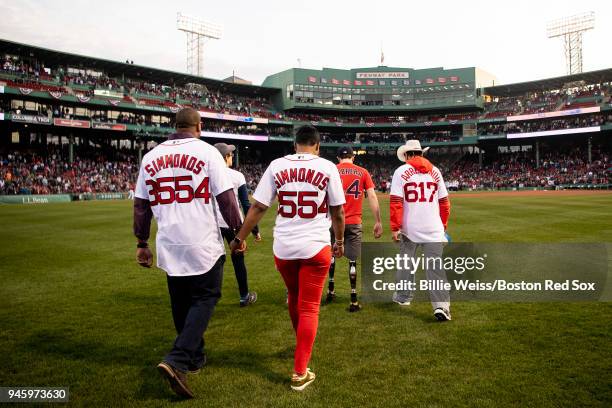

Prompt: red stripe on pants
xmin=274 ymin=246 xmax=332 ymax=375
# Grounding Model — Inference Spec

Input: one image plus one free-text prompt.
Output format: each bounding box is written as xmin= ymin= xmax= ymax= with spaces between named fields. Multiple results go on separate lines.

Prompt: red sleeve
xmin=362 ymin=169 xmax=375 ymax=190
xmin=390 ymin=195 xmax=403 ymax=232
xmin=438 ymin=196 xmax=450 ymax=229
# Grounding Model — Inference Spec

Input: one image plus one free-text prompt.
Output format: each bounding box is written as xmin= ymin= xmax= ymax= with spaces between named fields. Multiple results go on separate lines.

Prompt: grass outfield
xmin=0 ymin=192 xmax=611 ymax=407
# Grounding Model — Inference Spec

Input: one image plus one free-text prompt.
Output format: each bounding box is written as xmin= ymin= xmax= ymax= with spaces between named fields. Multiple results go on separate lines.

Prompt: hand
xmin=392 ymin=230 xmax=401 ymax=242
xmin=230 ymin=238 xmax=247 ymax=254
xmin=254 ymin=232 xmax=263 ymax=242
xmin=136 ymin=247 xmax=153 ymax=268
xmin=333 ymin=242 xmax=344 ymax=258
xmin=373 ymin=222 xmax=383 ymax=239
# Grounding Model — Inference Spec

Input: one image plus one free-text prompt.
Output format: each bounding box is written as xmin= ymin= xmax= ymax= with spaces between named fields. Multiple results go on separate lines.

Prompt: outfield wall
xmin=0 ymin=193 xmax=129 ymax=204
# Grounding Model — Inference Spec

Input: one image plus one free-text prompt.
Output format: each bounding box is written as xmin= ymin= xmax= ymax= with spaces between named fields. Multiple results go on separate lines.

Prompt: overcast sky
xmin=1 ymin=0 xmax=610 ymax=85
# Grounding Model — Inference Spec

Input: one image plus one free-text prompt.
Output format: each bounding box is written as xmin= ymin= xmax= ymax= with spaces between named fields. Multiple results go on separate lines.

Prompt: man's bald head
xmin=175 ymin=107 xmax=202 ymax=137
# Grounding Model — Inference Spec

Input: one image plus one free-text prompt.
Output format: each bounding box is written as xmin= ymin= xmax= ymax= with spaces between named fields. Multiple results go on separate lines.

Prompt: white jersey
xmin=253 ymin=153 xmax=346 ymax=260
xmin=215 ymin=167 xmax=246 ymax=229
xmin=390 ymin=163 xmax=449 ymax=243
xmin=135 ymin=137 xmax=232 ymax=276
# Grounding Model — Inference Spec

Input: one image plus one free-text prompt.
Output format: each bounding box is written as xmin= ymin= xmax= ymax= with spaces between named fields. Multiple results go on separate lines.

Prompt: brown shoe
xmin=157 ymin=361 xmax=194 ymax=399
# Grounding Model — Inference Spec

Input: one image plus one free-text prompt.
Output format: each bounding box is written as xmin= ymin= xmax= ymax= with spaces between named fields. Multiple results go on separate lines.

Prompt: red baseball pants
xmin=274 ymin=246 xmax=332 ymax=375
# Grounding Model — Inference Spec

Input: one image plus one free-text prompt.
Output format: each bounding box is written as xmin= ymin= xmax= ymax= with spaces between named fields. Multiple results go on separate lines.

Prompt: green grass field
xmin=1 ymin=192 xmax=611 ymax=407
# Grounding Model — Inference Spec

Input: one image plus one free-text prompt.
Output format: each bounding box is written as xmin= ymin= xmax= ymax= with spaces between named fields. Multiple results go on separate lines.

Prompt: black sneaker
xmin=157 ymin=361 xmax=194 ymax=399
xmin=348 ymin=302 xmax=361 ymax=312
xmin=240 ymin=292 xmax=257 ymax=307
xmin=325 ymin=291 xmax=336 ymax=304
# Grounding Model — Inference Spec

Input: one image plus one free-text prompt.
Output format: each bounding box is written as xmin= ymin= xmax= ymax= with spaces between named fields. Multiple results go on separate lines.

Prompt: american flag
xmin=354 ymin=80 xmax=363 ymax=85
xmin=450 ymin=76 xmax=459 ymax=82
xmin=415 ymin=79 xmax=421 ymax=85
xmin=426 ymin=78 xmax=434 ymax=84
xmin=321 ymin=77 xmax=328 ymax=83
xmin=366 ymin=80 xmax=374 ymax=86
xmin=332 ymin=78 xmax=340 ymax=85
xmin=308 ymin=76 xmax=317 ymax=83
xmin=438 ymin=77 xmax=447 ymax=83
xmin=343 ymin=79 xmax=350 ymax=85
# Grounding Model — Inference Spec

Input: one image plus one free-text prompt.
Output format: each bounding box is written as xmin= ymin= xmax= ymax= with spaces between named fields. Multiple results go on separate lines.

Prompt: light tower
xmin=546 ymin=12 xmax=595 ymax=75
xmin=176 ymin=12 xmax=222 ymax=76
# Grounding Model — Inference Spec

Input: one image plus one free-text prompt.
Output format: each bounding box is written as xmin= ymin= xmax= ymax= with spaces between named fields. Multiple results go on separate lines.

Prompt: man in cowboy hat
xmin=389 ymin=140 xmax=452 ymax=321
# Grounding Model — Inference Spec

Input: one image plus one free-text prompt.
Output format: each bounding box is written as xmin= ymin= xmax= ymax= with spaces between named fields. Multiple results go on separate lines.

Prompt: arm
xmin=389 ymin=195 xmax=403 ymax=241
xmin=216 ymin=188 xmax=243 ymax=231
xmin=436 ymin=169 xmax=451 ymax=230
xmin=330 ymin=204 xmax=345 ymax=258
xmin=237 ymin=183 xmax=260 ymax=237
xmin=365 ymin=187 xmax=383 ymax=239
xmin=230 ymin=201 xmax=268 ymax=253
xmin=133 ymin=167 xmax=153 ymax=267
xmin=133 ymin=197 xmax=153 ymax=242
xmin=438 ymin=196 xmax=451 ymax=229
xmin=389 ymin=169 xmax=404 ymax=241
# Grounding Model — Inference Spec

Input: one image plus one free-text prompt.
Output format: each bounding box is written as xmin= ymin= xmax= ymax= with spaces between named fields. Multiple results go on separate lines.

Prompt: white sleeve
xmin=390 ymin=168 xmax=404 ymax=197
xmin=327 ymin=163 xmax=346 ymax=206
xmin=237 ymin=171 xmax=247 ymax=188
xmin=208 ymin=149 xmax=233 ymax=196
xmin=252 ymin=164 xmax=276 ymax=206
xmin=134 ymin=164 xmax=149 ymax=200
xmin=436 ymin=168 xmax=449 ymax=200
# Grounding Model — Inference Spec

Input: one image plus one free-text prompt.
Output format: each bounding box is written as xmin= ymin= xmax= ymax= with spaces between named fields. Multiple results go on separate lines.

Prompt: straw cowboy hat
xmin=396 ymin=140 xmax=430 ymax=162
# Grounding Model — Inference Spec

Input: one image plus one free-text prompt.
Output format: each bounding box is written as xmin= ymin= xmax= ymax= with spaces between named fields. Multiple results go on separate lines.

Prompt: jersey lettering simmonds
xmin=253 ymin=153 xmax=346 ymax=260
xmin=390 ymin=163 xmax=448 ymax=243
xmin=135 ymin=138 xmax=232 ymax=276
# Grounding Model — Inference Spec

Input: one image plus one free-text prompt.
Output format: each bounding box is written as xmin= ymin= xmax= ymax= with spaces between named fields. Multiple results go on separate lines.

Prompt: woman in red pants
xmin=231 ymin=125 xmax=345 ymax=391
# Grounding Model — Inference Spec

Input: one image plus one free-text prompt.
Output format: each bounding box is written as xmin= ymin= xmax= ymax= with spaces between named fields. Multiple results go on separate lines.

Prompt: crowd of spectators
xmin=478 ymin=113 xmax=612 ymax=135
xmin=444 ymin=148 xmax=610 ymax=190
xmin=1 ymin=143 xmax=609 ymax=196
xmin=0 ymin=148 xmax=138 ymax=195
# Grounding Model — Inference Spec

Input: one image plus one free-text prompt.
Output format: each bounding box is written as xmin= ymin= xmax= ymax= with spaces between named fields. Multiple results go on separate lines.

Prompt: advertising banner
xmin=507 ymin=126 xmax=600 ymax=139
xmin=507 ymin=106 xmax=600 ymax=122
xmin=53 ymin=118 xmax=91 ymax=128
xmin=11 ymin=114 xmax=52 ymax=125
xmin=0 ymin=85 xmax=4 ymax=93
xmin=200 ymin=131 xmax=268 ymax=142
xmin=198 ymin=111 xmax=268 ymax=124
xmin=0 ymin=195 xmax=72 ymax=204
xmin=92 ymin=122 xmax=127 ymax=131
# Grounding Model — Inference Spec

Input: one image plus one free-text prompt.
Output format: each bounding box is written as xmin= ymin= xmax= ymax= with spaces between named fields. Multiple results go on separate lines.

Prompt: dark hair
xmin=175 ymin=107 xmax=201 ymax=130
xmin=294 ymin=125 xmax=320 ymax=146
xmin=338 ymin=152 xmax=354 ymax=159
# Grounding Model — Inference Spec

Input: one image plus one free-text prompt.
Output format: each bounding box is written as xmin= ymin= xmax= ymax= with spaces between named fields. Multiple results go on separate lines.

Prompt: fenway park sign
xmin=356 ymin=72 xmax=409 ymax=79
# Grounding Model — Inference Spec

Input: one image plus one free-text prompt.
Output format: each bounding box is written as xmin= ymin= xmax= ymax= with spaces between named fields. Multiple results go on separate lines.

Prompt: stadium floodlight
xmin=177 ymin=12 xmax=223 ymax=76
xmin=546 ymin=12 xmax=595 ymax=75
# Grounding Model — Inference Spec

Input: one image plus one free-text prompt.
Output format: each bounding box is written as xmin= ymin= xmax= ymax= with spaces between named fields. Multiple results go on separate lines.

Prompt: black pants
xmin=164 ymin=255 xmax=225 ymax=372
xmin=220 ymin=227 xmax=249 ymax=299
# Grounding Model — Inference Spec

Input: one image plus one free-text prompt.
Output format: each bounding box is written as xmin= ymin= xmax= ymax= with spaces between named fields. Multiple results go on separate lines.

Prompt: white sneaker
xmin=434 ymin=308 xmax=451 ymax=321
xmin=291 ymin=368 xmax=316 ymax=391
xmin=392 ymin=292 xmax=411 ymax=306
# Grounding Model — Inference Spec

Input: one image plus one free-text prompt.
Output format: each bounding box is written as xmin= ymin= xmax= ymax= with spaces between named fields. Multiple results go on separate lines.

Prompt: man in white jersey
xmin=213 ymin=142 xmax=259 ymax=307
xmin=389 ymin=140 xmax=452 ymax=321
xmin=133 ymin=108 xmax=244 ymax=399
xmin=230 ymin=125 xmax=345 ymax=391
